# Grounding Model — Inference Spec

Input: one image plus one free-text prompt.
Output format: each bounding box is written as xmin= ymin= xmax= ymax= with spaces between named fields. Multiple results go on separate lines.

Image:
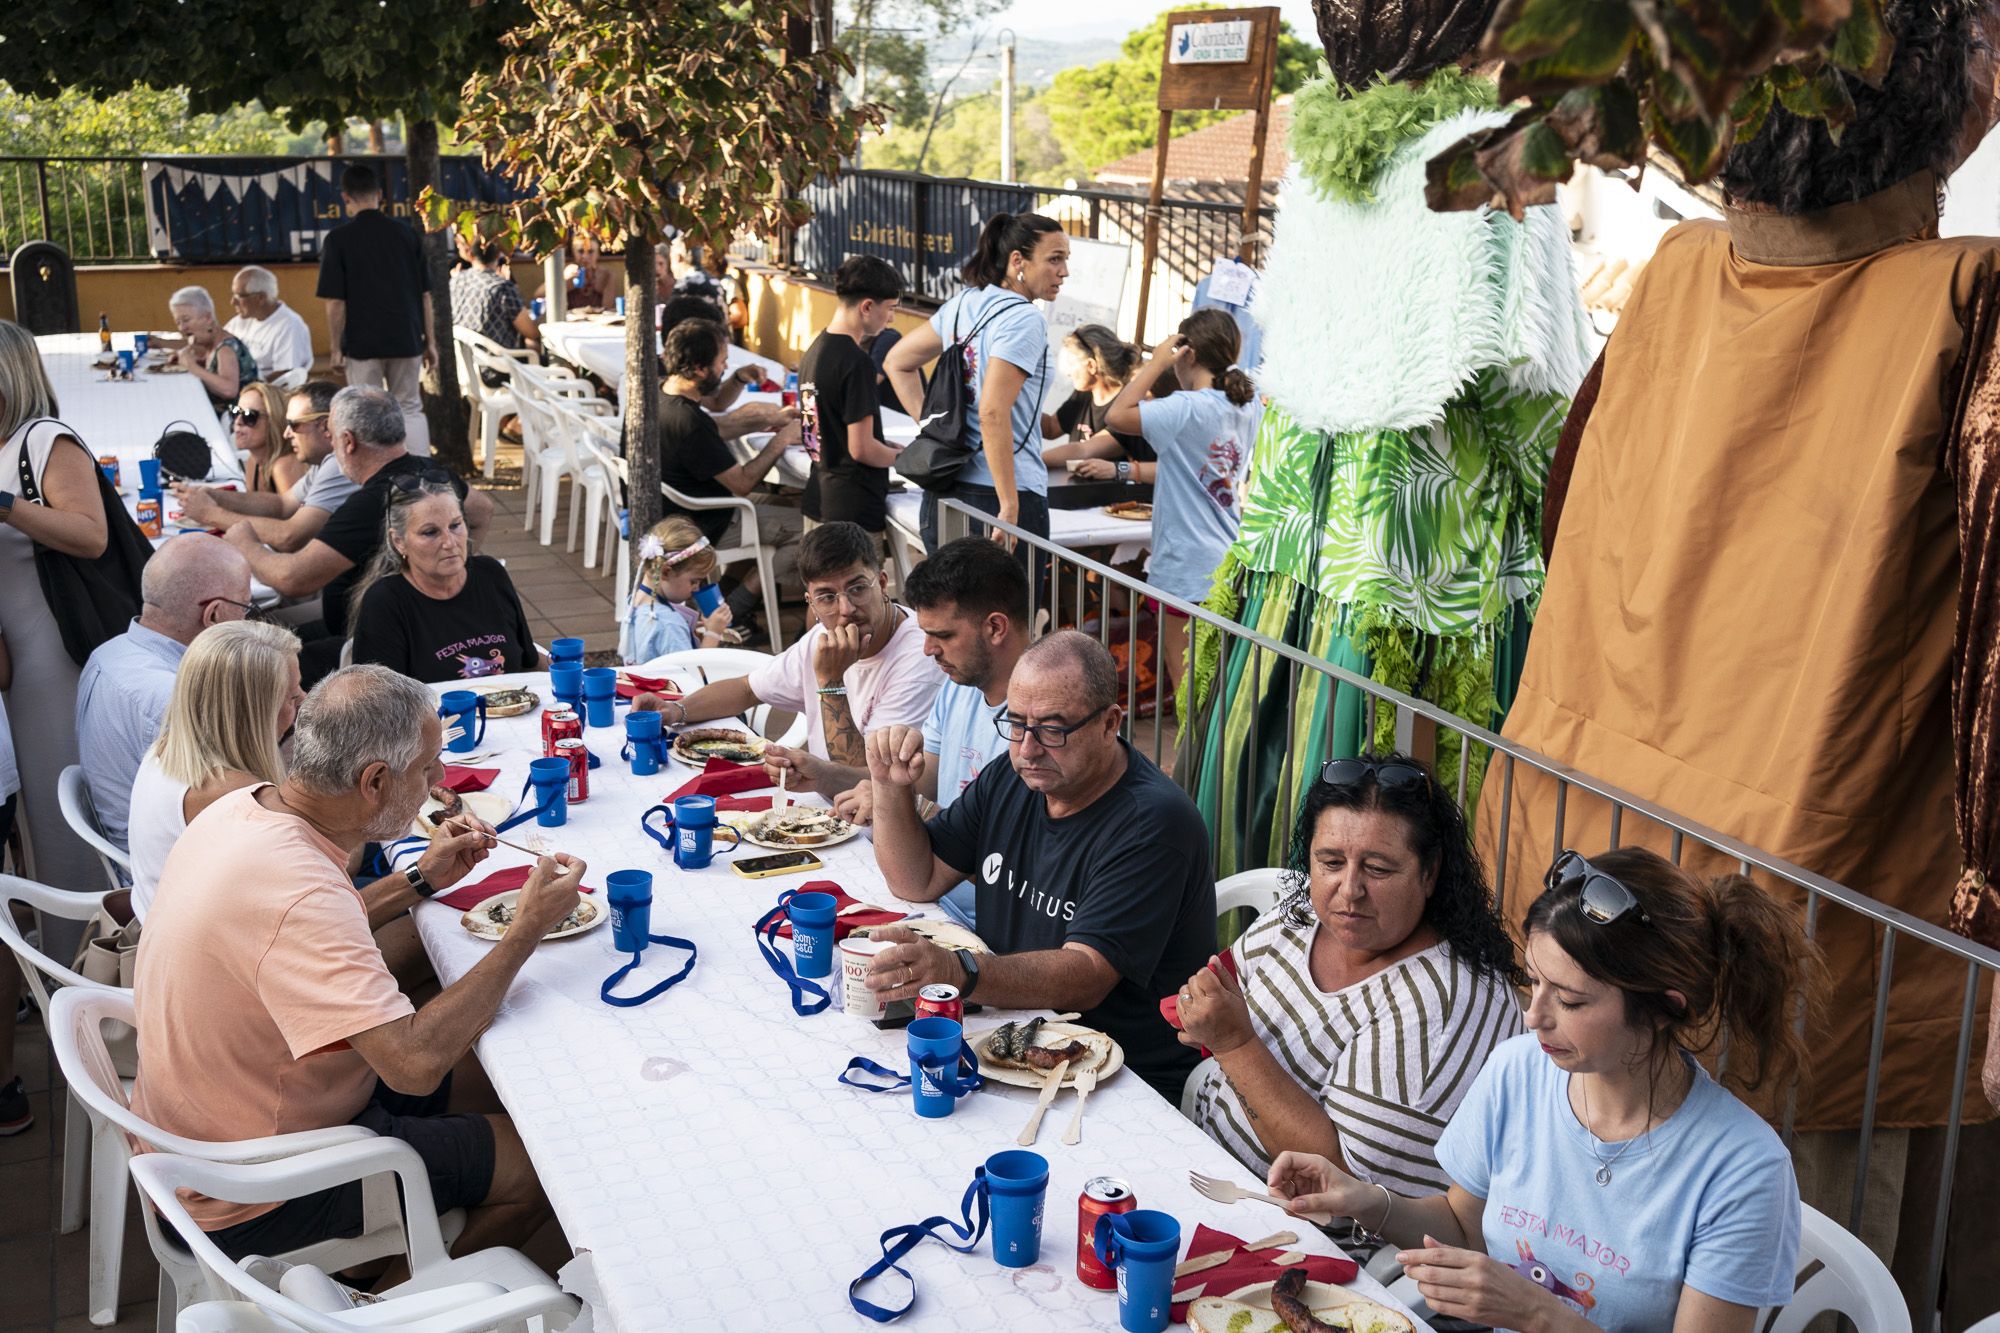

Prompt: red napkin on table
xmin=768 ymin=880 xmax=907 ymax=940
xmin=1169 ymin=1224 xmax=1358 ymax=1322
xmin=439 ymin=765 xmax=500 ymax=793
xmin=617 ymin=673 xmax=683 ymax=701
xmin=715 ymin=795 xmax=773 ymax=813
xmin=433 ymin=864 xmax=597 ymax=911
xmin=668 ymin=759 xmax=772 ymax=801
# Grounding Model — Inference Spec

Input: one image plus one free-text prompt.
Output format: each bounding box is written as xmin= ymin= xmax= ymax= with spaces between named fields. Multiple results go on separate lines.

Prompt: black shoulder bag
xmin=15 ymin=419 xmax=155 ymax=667
xmin=896 ymin=295 xmax=1037 ymax=493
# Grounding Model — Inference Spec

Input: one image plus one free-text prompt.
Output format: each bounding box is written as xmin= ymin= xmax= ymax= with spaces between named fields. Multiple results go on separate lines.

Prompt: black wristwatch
xmin=404 ymin=864 xmax=438 ymax=899
xmin=0 ymin=490 xmax=14 ymax=520
xmin=953 ymin=948 xmax=981 ymax=1000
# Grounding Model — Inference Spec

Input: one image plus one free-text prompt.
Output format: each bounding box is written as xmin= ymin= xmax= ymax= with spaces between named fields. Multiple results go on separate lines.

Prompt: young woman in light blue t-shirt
xmin=1267 ymin=846 xmax=1825 ymax=1332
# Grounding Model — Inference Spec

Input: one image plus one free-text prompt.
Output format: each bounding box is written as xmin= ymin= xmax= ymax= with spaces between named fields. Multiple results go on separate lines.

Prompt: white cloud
xmin=980 ymin=0 xmax=1319 ymax=46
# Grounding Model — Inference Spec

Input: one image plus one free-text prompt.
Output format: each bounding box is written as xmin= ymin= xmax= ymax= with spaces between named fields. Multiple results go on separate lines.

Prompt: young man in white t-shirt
xmin=669 ymin=522 xmax=942 ymax=766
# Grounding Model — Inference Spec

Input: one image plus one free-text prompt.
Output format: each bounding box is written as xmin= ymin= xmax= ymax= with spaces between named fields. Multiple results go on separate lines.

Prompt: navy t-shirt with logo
xmin=924 ymin=741 xmax=1214 ymax=1099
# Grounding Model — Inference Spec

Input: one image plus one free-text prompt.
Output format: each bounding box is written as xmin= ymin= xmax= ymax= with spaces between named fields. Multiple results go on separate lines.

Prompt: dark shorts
xmin=205 ymin=1077 xmax=496 ymax=1261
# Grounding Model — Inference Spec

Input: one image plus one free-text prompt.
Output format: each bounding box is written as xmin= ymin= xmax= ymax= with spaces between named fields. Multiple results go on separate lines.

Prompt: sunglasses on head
xmin=1546 ymin=849 xmax=1651 ymax=926
xmin=1317 ymin=757 xmax=1429 ymax=793
xmin=388 ymin=469 xmax=456 ymax=497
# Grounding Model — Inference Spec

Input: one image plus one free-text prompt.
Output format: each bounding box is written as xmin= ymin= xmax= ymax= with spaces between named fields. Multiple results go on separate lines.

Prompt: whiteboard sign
xmin=1169 ymin=19 xmax=1253 ymax=63
xmin=1043 ymin=236 xmax=1130 ymax=342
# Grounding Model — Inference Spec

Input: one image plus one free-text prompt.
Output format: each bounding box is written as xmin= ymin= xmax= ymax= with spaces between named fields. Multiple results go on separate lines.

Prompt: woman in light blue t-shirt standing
xmin=885 ymin=212 xmax=1068 ymax=555
xmin=1263 ymin=846 xmax=1825 ymax=1332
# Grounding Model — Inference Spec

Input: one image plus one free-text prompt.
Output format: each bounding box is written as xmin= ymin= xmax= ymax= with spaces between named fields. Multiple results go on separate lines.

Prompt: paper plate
xmin=1213 ymin=1281 xmax=1414 ymax=1333
xmin=670 ymin=727 xmax=765 ymax=768
xmin=1103 ymin=502 xmax=1152 ymax=521
xmin=460 ymin=890 xmax=605 ymax=941
xmin=968 ymin=1019 xmax=1124 ymax=1089
xmin=849 ymin=917 xmax=990 ymax=955
xmin=721 ymin=807 xmax=862 ymax=850
xmin=411 ymin=789 xmax=516 ymax=839
xmin=472 ymin=686 xmax=538 ymax=717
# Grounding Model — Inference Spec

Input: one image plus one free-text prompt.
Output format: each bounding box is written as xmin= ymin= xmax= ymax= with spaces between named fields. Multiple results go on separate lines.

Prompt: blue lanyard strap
xmin=496 ymin=774 xmax=565 ymax=835
xmin=600 ymin=934 xmax=698 ymax=1007
xmin=849 ymin=1168 xmax=990 ymax=1322
xmin=838 ymin=1048 xmax=984 ymax=1097
xmin=753 ymin=889 xmax=831 ymax=1015
xmin=621 ymin=735 xmax=668 ymax=764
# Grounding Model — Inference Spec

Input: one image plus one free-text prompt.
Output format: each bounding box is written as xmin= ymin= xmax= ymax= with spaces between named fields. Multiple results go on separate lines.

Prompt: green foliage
xmin=1287 ymin=67 xmax=1495 ymax=205
xmin=863 ymin=91 xmax=1070 ymax=179
xmin=1041 ymin=3 xmax=1323 ymax=175
xmin=0 ymin=83 xmax=291 ymax=156
xmin=837 ymin=0 xmax=1002 ymax=128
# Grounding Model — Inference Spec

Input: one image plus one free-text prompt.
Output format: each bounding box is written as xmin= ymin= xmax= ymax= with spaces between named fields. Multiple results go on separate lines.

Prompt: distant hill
xmin=925 ymin=33 xmax=1121 ymax=91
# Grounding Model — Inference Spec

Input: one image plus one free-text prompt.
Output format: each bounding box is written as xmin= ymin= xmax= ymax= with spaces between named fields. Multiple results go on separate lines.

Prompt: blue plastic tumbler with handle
xmin=527 ymin=756 xmax=570 ymax=828
xmin=606 ymin=869 xmax=654 ymax=952
xmin=549 ymin=661 xmax=584 ymax=711
xmin=137 ymin=458 xmax=161 ymax=497
xmin=1094 ymin=1210 xmax=1182 ymax=1332
xmin=986 ymin=1150 xmax=1051 ymax=1268
xmin=437 ymin=689 xmax=486 ymax=753
xmin=623 ymin=710 xmax=666 ymax=775
xmin=787 ymin=890 xmax=837 ymax=980
xmin=549 ymin=636 xmax=585 ymax=663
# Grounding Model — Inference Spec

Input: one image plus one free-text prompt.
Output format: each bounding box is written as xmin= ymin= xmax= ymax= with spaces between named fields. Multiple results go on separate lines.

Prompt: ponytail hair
xmin=1064 ymin=324 xmax=1141 ymax=387
xmin=1522 ymin=846 xmax=1827 ymax=1098
xmin=1179 ymin=308 xmax=1256 ymax=406
xmin=962 ymin=212 xmax=1063 ymax=289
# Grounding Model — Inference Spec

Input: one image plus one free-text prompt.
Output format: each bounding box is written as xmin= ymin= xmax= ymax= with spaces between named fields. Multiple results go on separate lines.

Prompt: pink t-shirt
xmin=131 ymin=786 xmax=414 ymax=1228
xmin=746 ymin=606 xmax=943 ymax=759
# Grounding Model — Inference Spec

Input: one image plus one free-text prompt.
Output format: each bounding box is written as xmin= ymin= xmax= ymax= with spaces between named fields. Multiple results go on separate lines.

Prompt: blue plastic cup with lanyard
xmin=527 ymin=756 xmax=570 ymax=828
xmin=1093 ymin=1210 xmax=1181 ymax=1332
xmin=788 ymin=890 xmax=837 ymax=979
xmin=600 ymin=868 xmax=699 ymax=1007
xmin=134 ymin=332 xmax=150 ymax=357
xmin=582 ymin=666 xmax=618 ymax=727
xmin=438 ymin=690 xmax=486 ymax=754
xmin=550 ymin=636 xmax=585 ymax=664
xmin=549 ymin=660 xmax=584 ymax=710
xmin=907 ymin=1016 xmax=973 ymax=1119
xmin=138 ymin=457 xmax=161 ymax=496
xmin=986 ymin=1150 xmax=1051 ymax=1268
xmin=642 ymin=795 xmax=741 ymax=870
xmin=623 ymin=710 xmax=666 ymax=776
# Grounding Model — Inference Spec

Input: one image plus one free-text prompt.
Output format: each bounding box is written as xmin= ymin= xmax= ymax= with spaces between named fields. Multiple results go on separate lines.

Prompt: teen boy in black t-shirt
xmin=799 ymin=256 xmax=906 ymax=541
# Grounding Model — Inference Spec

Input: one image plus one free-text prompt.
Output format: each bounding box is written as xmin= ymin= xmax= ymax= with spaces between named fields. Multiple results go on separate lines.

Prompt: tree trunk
xmin=405 ymin=117 xmax=474 ymax=475
xmin=367 ymin=120 xmax=386 ymax=153
xmin=623 ymin=240 xmax=662 ymax=572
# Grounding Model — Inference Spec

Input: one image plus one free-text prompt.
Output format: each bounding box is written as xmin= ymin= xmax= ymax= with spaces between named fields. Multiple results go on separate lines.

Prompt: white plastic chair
xmin=510 ymin=362 xmax=593 ymax=540
xmin=656 ymin=480 xmax=786 ymax=653
xmin=637 ymin=647 xmax=807 ymax=749
xmin=545 ymin=396 xmax=620 ymax=567
xmin=49 ymin=988 xmax=436 ymax=1331
xmin=1758 ymin=1203 xmax=1912 ymax=1333
xmin=59 ymin=763 xmax=132 ymax=891
xmin=1216 ymin=867 xmax=1287 ymax=927
xmin=459 ymin=328 xmax=535 ymax=480
xmin=577 ymin=414 xmax=630 ymax=586
xmin=132 ymin=1145 xmax=576 ymax=1332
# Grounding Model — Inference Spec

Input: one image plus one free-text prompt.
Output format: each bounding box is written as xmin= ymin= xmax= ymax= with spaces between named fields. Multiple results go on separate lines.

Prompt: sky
xmin=979 ymin=0 xmax=1319 ymax=44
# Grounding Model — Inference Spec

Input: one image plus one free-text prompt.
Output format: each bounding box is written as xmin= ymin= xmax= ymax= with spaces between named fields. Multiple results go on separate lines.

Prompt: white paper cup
xmin=840 ymin=936 xmax=892 ymax=1019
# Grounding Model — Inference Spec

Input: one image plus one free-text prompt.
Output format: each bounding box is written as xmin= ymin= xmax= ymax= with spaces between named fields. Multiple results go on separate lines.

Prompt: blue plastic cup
xmin=694 ymin=582 xmax=724 ymax=616
xmin=134 ymin=332 xmax=150 ymax=357
xmin=438 ymin=689 xmax=485 ymax=753
xmin=606 ymin=869 xmax=653 ymax=953
xmin=550 ymin=636 xmax=585 ymax=663
xmin=527 ymin=756 xmax=570 ymax=828
xmin=615 ymin=295 xmax=627 ymax=317
xmin=986 ymin=1150 xmax=1051 ymax=1268
xmin=643 ymin=795 xmax=741 ymax=870
xmin=906 ymin=1016 xmax=966 ymax=1119
xmin=116 ymin=349 xmax=135 ymax=375
xmin=788 ymin=889 xmax=836 ymax=979
xmin=582 ymin=666 xmax=617 ymax=727
xmin=137 ymin=458 xmax=161 ymax=497
xmin=531 ymin=297 xmax=546 ymax=323
xmin=549 ymin=660 xmax=584 ymax=710
xmin=623 ymin=710 xmax=665 ymax=776
xmin=1094 ymin=1210 xmax=1181 ymax=1332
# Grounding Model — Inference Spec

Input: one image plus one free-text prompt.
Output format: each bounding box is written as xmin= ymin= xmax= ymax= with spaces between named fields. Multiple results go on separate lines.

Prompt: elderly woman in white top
xmin=168 ymin=285 xmax=260 ymax=411
xmin=128 ymin=620 xmax=303 ymax=922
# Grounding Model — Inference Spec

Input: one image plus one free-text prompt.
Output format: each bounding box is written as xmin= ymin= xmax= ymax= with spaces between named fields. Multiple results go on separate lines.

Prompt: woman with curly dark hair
xmin=1177 ymin=753 xmax=1524 ymax=1195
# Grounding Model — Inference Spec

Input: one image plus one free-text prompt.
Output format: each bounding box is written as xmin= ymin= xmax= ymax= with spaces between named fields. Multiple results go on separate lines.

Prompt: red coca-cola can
xmin=913 ymin=984 xmax=962 ymax=1025
xmin=545 ymin=709 xmax=582 ymax=753
xmin=1077 ymin=1177 xmax=1136 ymax=1290
xmin=554 ymin=737 xmax=589 ymax=802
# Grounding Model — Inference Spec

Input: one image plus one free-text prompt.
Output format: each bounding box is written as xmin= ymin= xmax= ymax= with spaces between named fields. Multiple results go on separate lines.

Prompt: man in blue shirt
xmin=75 ymin=534 xmax=255 ymax=851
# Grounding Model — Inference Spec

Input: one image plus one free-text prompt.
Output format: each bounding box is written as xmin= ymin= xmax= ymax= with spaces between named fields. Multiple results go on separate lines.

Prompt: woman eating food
xmin=229 ymin=381 xmax=306 ymax=496
xmin=167 ymin=285 xmax=259 ymax=411
xmin=1040 ymin=325 xmax=1152 ymax=477
xmin=1267 ymin=846 xmax=1823 ymax=1331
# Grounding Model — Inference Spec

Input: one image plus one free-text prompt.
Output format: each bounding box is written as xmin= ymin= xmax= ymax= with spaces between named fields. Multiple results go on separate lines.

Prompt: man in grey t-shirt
xmin=174 ymin=379 xmax=357 ymax=553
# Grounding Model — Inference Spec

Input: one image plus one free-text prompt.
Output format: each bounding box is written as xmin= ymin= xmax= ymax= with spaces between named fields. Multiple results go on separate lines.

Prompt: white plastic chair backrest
xmin=1179 ymin=1055 xmax=1216 ymax=1119
xmin=510 ymin=388 xmax=558 ymax=461
xmin=638 ymin=647 xmax=775 ymax=684
xmin=0 ymin=873 xmax=111 ymax=1008
xmin=1761 ymin=1203 xmax=1911 ymax=1333
xmin=465 ymin=345 xmax=520 ymax=409
xmin=450 ymin=327 xmax=477 ymax=391
xmin=59 ymin=763 xmax=133 ymax=874
xmin=178 ymin=1301 xmax=306 ymax=1332
xmin=512 ymin=362 xmax=584 ymax=403
xmin=1216 ymin=867 xmax=1287 ymax=926
xmin=269 ymin=368 xmax=309 ymax=392
xmin=1963 ymin=1315 xmax=2000 ymax=1333
xmin=458 ymin=326 xmax=534 ymax=365
xmin=47 ymin=987 xmax=375 ymax=1164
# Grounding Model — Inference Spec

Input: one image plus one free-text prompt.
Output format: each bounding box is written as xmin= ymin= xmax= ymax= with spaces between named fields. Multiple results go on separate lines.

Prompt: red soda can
xmin=913 ymin=984 xmax=962 ymax=1025
xmin=554 ymin=737 xmax=589 ymax=802
xmin=546 ymin=711 xmax=583 ymax=755
xmin=1077 ymin=1177 xmax=1136 ymax=1290
xmin=542 ymin=707 xmax=579 ymax=750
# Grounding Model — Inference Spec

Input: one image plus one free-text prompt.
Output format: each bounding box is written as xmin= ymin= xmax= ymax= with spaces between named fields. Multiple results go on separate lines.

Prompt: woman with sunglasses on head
xmin=229 ymin=381 xmax=306 ymax=496
xmin=1270 ymin=846 xmax=1825 ymax=1332
xmin=1179 ymin=755 xmax=1524 ymax=1220
xmin=347 ymin=483 xmax=543 ymax=684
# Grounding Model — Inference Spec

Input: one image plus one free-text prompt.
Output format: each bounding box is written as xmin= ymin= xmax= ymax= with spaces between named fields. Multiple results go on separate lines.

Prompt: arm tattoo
xmin=821 ymin=696 xmax=866 ymax=767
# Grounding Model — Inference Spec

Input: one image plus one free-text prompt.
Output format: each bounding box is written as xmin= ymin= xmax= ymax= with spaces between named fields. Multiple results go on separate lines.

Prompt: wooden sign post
xmin=1134 ymin=6 xmax=1280 ymax=343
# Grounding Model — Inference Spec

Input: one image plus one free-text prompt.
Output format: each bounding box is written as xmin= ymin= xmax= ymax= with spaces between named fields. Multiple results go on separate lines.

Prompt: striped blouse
xmin=1188 ymin=910 xmax=1524 ymax=1191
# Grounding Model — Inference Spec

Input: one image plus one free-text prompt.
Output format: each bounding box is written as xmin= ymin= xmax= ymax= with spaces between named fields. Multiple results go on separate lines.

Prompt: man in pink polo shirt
xmin=132 ymin=664 xmax=585 ymax=1259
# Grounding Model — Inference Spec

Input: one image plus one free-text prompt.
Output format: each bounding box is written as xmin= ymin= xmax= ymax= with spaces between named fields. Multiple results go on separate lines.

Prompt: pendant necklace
xmin=1578 ymin=1077 xmax=1644 ymax=1186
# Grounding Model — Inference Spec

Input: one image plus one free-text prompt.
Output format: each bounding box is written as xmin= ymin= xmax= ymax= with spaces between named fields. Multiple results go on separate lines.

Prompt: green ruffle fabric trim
xmin=1288 ymin=67 xmax=1497 ymax=206
xmin=1349 ymin=606 xmax=1500 ymax=798
xmin=1180 ymin=547 xmax=1246 ymax=725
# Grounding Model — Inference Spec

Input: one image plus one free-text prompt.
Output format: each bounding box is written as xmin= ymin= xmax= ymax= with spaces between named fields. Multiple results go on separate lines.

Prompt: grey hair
xmin=168 ymin=285 xmax=215 ymax=316
xmin=139 ymin=532 xmax=250 ymax=638
xmin=345 ymin=483 xmax=461 ymax=635
xmin=288 ymin=664 xmax=435 ymax=795
xmin=1018 ymin=629 xmax=1119 ymax=713
xmin=330 ymin=384 xmax=406 ymax=449
xmin=235 ymin=265 xmax=279 ymax=298
xmin=0 ymin=319 xmax=59 ymax=438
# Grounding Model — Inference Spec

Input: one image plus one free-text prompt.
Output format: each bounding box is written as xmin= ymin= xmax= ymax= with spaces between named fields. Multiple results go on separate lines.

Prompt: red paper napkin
xmin=440 ymin=765 xmax=500 ymax=793
xmin=768 ymin=880 xmax=907 ymax=939
xmin=1169 ymin=1225 xmax=1358 ymax=1322
xmin=716 ymin=795 xmax=773 ymax=813
xmin=618 ymin=673 xmax=683 ymax=701
xmin=668 ymin=758 xmax=771 ymax=800
xmin=433 ymin=864 xmax=597 ymax=911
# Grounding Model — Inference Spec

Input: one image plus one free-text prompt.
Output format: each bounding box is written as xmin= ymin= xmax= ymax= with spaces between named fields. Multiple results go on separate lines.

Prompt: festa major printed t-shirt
xmin=1434 ymin=1034 xmax=1801 ymax=1331
xmin=798 ymin=328 xmax=889 ymax=530
xmin=922 ymin=679 xmax=1011 ymax=927
xmin=350 ymin=554 xmax=538 ymax=684
xmin=925 ymin=740 xmax=1215 ymax=1098
xmin=926 ymin=286 xmax=1050 ymax=495
xmin=316 ymin=454 xmax=471 ymax=637
xmin=1139 ymin=387 xmax=1258 ymax=602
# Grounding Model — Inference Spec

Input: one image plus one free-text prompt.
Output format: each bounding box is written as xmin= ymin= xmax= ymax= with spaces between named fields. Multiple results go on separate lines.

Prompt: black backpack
xmin=896 ymin=294 xmax=1037 ymax=493
xmin=14 ymin=419 xmax=154 ymax=667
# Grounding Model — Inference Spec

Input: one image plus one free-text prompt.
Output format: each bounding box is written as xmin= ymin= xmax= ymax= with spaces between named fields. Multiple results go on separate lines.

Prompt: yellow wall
xmin=737 ymin=265 xmax=930 ymax=371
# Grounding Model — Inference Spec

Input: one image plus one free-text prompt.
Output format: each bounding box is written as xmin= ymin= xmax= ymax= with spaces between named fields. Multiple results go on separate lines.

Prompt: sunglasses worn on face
xmin=286 ymin=412 xmax=329 ymax=428
xmin=229 ymin=408 xmax=265 ymax=427
xmin=1318 ymin=757 xmax=1429 ymax=793
xmin=1546 ymin=849 xmax=1651 ymax=926
xmin=199 ymin=595 xmax=265 ymax=622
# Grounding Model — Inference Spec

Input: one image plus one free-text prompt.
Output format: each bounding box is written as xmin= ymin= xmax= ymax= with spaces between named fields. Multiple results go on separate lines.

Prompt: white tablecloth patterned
xmin=36 ymin=332 xmax=240 ymax=485
xmin=886 ymin=491 xmax=1153 ymax=562
xmin=540 ymin=319 xmax=779 ymax=394
xmin=411 ymin=671 xmax=1429 ymax=1332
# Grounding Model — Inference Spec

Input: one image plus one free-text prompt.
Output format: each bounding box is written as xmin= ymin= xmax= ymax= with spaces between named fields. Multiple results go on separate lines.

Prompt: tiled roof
xmin=1095 ymin=98 xmax=1291 ymax=187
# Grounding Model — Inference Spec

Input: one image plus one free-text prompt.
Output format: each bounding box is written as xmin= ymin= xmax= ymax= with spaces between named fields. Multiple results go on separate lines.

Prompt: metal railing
xmin=930 ymin=498 xmax=1998 ymax=1331
xmin=0 ymin=157 xmax=152 ymax=264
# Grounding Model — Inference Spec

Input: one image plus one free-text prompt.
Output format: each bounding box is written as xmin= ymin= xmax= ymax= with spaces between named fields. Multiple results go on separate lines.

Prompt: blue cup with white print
xmin=1094 ymin=1209 xmax=1180 ymax=1332
xmin=582 ymin=666 xmax=617 ymax=727
xmin=788 ymin=890 xmax=837 ymax=979
xmin=137 ymin=458 xmax=161 ymax=497
xmin=624 ymin=709 xmax=665 ymax=775
xmin=438 ymin=689 xmax=485 ymax=753
xmin=906 ymin=1016 xmax=968 ymax=1119
xmin=987 ymin=1150 xmax=1051 ymax=1267
xmin=606 ymin=869 xmax=653 ymax=953
xmin=527 ymin=756 xmax=570 ymax=828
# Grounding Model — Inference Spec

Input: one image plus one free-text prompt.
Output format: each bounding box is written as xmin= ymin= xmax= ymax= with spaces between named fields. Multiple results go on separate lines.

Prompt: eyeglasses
xmin=388 ymin=469 xmax=457 ymax=497
xmin=1546 ymin=850 xmax=1651 ymax=926
xmin=228 ymin=408 xmax=265 ymax=427
xmin=285 ymin=412 xmax=329 ymax=429
xmin=806 ymin=575 xmax=879 ymax=611
xmin=199 ymin=595 xmax=264 ymax=622
xmin=995 ymin=704 xmax=1108 ymax=749
xmin=1318 ymin=758 xmax=1430 ymax=793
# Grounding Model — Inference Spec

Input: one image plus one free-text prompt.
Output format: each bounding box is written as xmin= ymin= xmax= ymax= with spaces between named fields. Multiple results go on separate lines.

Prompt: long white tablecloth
xmin=886 ymin=491 xmax=1154 ymax=561
xmin=37 ymin=332 xmax=240 ymax=485
xmin=410 ymin=671 xmax=1428 ymax=1332
xmin=541 ymin=319 xmax=780 ymax=393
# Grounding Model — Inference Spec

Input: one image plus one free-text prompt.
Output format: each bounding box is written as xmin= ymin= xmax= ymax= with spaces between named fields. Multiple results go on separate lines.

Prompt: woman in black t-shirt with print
xmin=1040 ymin=325 xmax=1155 ymax=477
xmin=349 ymin=481 xmax=544 ymax=684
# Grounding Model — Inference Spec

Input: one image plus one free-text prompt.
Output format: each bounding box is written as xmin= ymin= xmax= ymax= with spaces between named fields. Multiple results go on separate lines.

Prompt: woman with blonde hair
xmin=229 ymin=380 xmax=306 ymax=495
xmin=127 ymin=620 xmax=303 ymax=922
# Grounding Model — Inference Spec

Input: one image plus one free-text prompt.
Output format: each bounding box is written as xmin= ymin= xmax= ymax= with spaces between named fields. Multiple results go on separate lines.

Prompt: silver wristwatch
xmin=404 ymin=864 xmax=438 ymax=899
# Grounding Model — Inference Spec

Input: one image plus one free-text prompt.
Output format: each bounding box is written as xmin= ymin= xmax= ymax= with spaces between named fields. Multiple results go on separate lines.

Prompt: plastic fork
xmin=1188 ymin=1171 xmax=1292 ymax=1210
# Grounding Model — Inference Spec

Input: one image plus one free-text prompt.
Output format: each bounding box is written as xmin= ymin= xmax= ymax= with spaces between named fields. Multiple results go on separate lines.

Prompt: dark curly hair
xmin=1719 ymin=0 xmax=1979 ymax=215
xmin=1278 ymin=752 xmax=1525 ymax=986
